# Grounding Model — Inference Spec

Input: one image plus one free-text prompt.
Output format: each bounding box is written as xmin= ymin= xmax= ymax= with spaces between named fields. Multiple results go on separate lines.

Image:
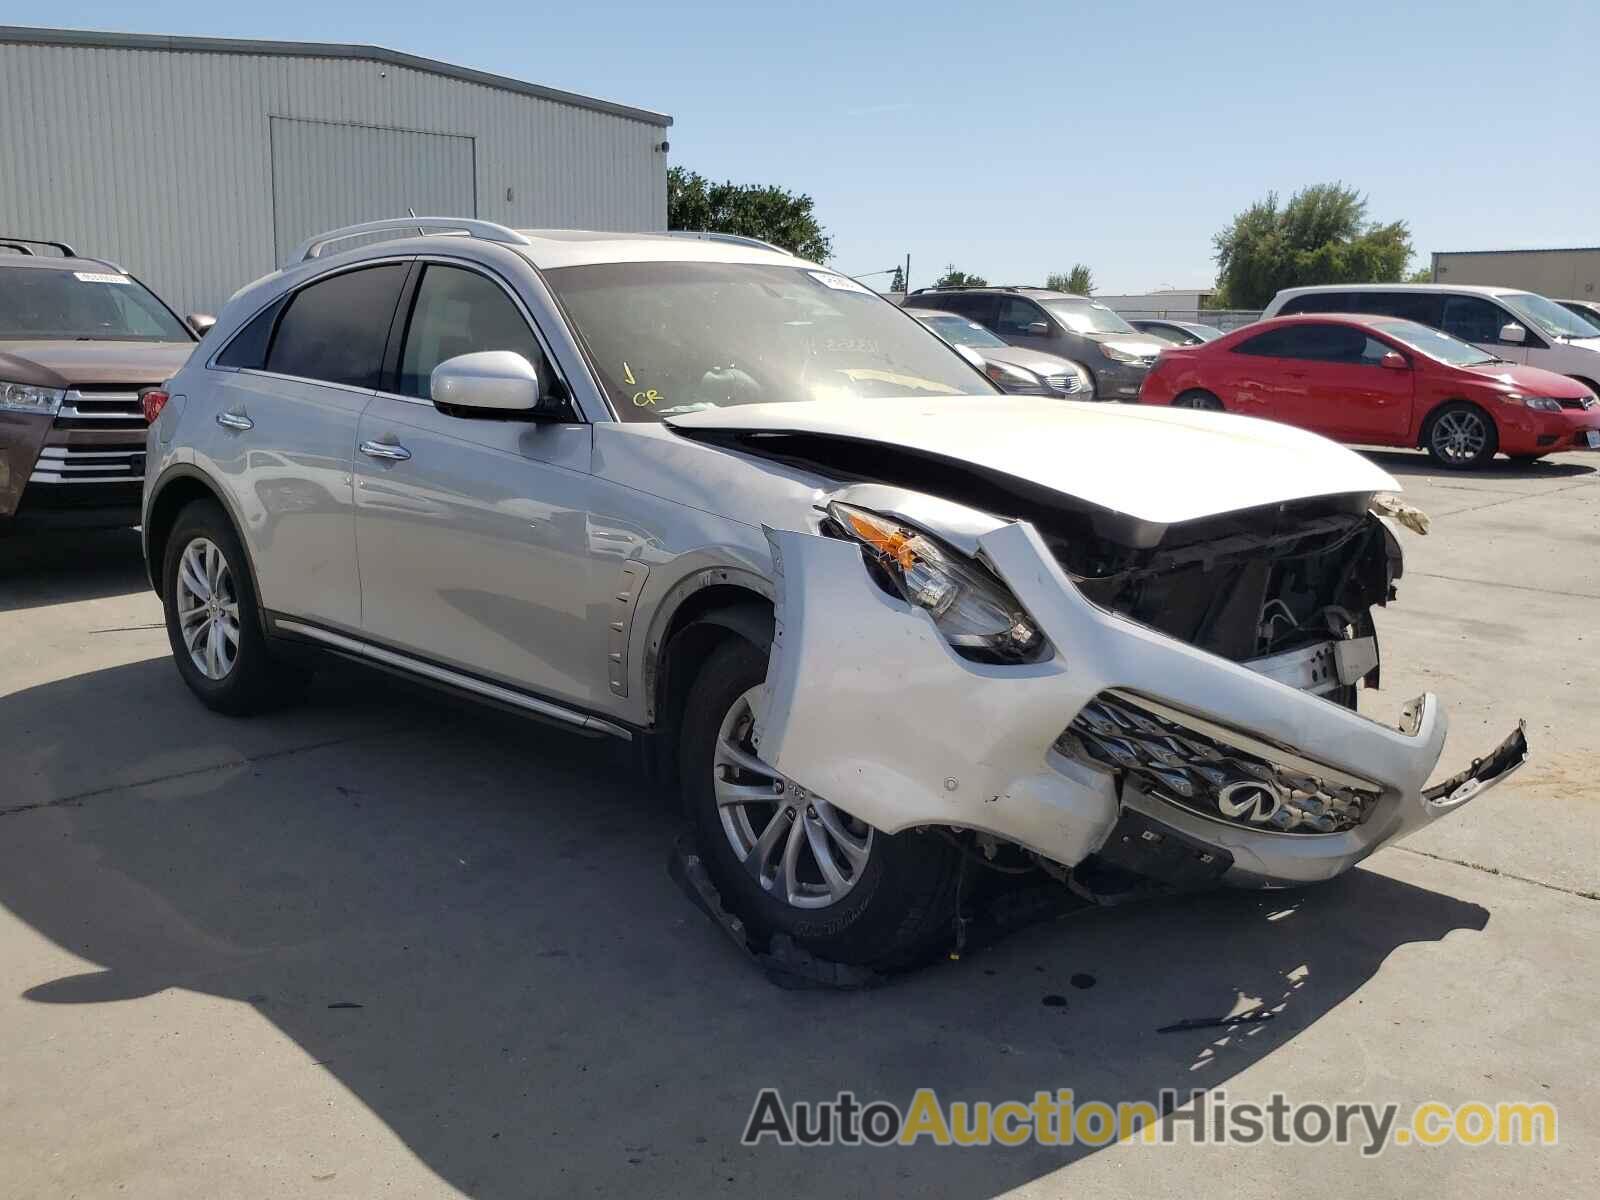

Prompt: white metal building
xmin=0 ymin=26 xmax=671 ymax=314
xmin=1429 ymin=247 xmax=1600 ymax=300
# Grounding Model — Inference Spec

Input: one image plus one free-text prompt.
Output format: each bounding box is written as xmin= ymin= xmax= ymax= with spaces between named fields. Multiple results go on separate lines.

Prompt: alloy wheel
xmin=175 ymin=536 xmax=241 ymax=680
xmin=1431 ymin=409 xmax=1488 ymax=464
xmin=714 ymin=686 xmax=874 ymax=909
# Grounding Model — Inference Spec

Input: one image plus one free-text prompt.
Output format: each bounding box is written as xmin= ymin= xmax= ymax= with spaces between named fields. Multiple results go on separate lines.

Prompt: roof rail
xmin=290 ymin=217 xmax=531 ymax=264
xmin=0 ymin=236 xmax=77 ymax=257
xmin=662 ymin=230 xmax=790 ymax=255
xmin=909 ymin=283 xmax=1043 ymax=295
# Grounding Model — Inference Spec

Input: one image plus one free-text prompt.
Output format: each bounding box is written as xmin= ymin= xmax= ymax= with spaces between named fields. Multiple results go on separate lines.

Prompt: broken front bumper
xmin=758 ymin=521 xmax=1527 ymax=888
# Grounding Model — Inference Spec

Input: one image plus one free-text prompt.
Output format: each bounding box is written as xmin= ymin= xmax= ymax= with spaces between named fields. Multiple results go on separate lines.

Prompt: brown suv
xmin=1 ymin=239 xmax=201 ymax=531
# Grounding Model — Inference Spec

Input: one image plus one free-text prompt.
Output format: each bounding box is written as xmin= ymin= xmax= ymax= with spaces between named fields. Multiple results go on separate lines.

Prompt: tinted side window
xmin=1440 ymin=295 xmax=1513 ymax=344
xmin=1279 ymin=293 xmax=1349 ymax=315
xmin=216 ymin=296 xmax=286 ymax=369
xmin=995 ymin=298 xmax=1046 ymax=335
xmin=397 ymin=264 xmax=550 ymax=399
xmin=265 ymin=264 xmax=407 ymax=388
xmin=1234 ymin=327 xmax=1309 ymax=356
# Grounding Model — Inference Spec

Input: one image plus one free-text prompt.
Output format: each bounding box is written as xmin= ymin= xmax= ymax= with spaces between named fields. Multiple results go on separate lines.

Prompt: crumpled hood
xmin=0 ymin=339 xmax=195 ymax=388
xmin=665 ymin=395 xmax=1399 ymax=526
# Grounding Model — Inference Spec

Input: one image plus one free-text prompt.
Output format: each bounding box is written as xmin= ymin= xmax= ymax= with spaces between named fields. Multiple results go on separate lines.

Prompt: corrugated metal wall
xmin=0 ymin=41 xmax=667 ymax=314
xmin=1432 ymin=250 xmax=1600 ymax=301
xmin=267 ymin=117 xmax=477 ymax=262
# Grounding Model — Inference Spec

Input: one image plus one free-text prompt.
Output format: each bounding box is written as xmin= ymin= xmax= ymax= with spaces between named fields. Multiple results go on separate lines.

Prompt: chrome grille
xmin=29 ymin=445 xmax=146 ymax=484
xmin=54 ymin=388 xmax=147 ymax=429
xmin=1046 ymin=372 xmax=1087 ymax=394
xmin=1559 ymin=395 xmax=1596 ymax=410
xmin=1057 ymin=692 xmax=1380 ymax=834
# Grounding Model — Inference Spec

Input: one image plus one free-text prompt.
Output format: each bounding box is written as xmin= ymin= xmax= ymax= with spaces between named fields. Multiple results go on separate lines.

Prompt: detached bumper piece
xmin=760 ymin=520 xmax=1529 ymax=891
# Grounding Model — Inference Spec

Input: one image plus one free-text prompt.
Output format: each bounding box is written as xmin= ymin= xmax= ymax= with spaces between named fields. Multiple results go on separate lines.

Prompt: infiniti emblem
xmin=1216 ymin=780 xmax=1284 ymax=824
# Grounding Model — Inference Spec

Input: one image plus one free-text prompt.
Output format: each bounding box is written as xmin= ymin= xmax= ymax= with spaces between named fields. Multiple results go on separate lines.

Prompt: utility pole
xmin=904 ymin=253 xmax=911 ymax=296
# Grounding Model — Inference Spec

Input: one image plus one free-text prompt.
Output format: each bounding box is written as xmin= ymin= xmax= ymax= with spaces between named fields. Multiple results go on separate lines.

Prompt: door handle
xmin=216 ymin=410 xmax=253 ymax=431
xmin=359 ymin=439 xmax=412 ymax=462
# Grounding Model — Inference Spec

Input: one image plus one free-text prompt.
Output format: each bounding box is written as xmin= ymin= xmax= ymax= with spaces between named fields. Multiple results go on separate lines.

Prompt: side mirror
xmin=1024 ymin=321 xmax=1051 ymax=336
xmin=187 ymin=312 xmax=216 ymax=336
xmin=1499 ymin=322 xmax=1526 ymax=344
xmin=1379 ymin=350 xmax=1409 ymax=370
xmin=430 ymin=350 xmax=561 ymax=418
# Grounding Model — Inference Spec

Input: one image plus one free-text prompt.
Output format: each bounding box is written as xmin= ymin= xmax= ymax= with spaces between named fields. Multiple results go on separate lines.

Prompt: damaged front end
xmin=757 ymin=505 xmax=1527 ymax=895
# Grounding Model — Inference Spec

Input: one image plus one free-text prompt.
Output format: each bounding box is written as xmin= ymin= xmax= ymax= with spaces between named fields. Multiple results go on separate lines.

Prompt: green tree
xmin=1212 ymin=182 xmax=1412 ymax=309
xmin=1047 ymin=264 xmax=1095 ymax=295
xmin=1406 ymin=263 xmax=1434 ymax=283
xmin=667 ymin=166 xmax=832 ymax=262
xmin=888 ymin=265 xmax=906 ymax=293
xmin=934 ymin=264 xmax=988 ymax=288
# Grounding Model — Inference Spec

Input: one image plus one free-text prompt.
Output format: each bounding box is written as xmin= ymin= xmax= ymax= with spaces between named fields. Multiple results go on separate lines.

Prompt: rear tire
xmin=161 ymin=499 xmax=309 ymax=715
xmin=1173 ymin=389 xmax=1223 ymax=411
xmin=680 ymin=635 xmax=962 ymax=969
xmin=1423 ymin=401 xmax=1498 ymax=470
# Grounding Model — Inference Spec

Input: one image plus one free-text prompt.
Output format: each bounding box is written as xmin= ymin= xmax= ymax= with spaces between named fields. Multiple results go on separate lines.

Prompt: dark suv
xmin=903 ymin=286 xmax=1167 ymax=400
xmin=1 ymin=239 xmax=201 ymax=531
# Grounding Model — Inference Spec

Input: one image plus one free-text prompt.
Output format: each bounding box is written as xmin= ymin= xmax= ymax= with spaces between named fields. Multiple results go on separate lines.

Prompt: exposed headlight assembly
xmin=825 ymin=502 xmax=1049 ymax=664
xmin=1504 ymin=393 xmax=1563 ymax=412
xmin=0 ymin=381 xmax=65 ymax=415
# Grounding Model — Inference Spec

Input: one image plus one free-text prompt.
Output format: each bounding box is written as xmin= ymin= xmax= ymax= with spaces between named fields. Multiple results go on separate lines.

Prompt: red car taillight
xmin=141 ymin=388 xmax=169 ymax=424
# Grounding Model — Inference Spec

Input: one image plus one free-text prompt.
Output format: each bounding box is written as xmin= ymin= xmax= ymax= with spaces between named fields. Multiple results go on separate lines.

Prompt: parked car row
xmin=120 ymin=217 xmax=1526 ymax=970
xmin=1137 ymin=283 xmax=1600 ymax=469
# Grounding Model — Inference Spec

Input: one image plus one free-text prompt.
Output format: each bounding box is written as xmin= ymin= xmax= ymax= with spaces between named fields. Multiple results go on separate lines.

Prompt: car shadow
xmin=1359 ymin=447 xmax=1598 ymax=481
xmin=0 ymin=528 xmax=150 ymax=613
xmin=0 ymin=658 xmax=1490 ymax=1197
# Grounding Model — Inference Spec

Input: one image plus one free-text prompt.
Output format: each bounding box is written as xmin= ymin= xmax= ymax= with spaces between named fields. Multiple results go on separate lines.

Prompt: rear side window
xmin=265 ymin=264 xmax=407 ymax=388
xmin=215 ymin=296 xmax=286 ymax=369
xmin=396 ymin=264 xmax=550 ymax=399
xmin=1279 ymin=293 xmax=1349 ymax=316
xmin=1234 ymin=323 xmax=1363 ymax=360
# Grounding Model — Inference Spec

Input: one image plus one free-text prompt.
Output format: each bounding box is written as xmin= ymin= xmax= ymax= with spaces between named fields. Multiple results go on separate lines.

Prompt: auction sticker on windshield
xmin=73 ymin=272 xmax=131 ymax=285
xmin=808 ymin=271 xmax=874 ymax=296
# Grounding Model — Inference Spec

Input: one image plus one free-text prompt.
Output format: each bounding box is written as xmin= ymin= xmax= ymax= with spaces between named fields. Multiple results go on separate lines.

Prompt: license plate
xmin=1586 ymin=430 xmax=1600 ymax=449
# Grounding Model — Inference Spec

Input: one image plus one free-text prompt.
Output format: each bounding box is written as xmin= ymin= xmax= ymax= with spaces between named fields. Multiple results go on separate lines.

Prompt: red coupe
xmin=1138 ymin=313 xmax=1600 ymax=469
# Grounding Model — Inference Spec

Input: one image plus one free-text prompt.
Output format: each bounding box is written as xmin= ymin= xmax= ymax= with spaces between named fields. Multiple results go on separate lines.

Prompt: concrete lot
xmin=2 ymin=448 xmax=1596 ymax=1198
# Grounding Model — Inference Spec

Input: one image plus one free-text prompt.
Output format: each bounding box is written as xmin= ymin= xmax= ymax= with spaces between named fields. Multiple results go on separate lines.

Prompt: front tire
xmin=680 ymin=635 xmax=962 ymax=969
xmin=161 ymin=499 xmax=308 ymax=715
xmin=1424 ymin=401 xmax=1498 ymax=470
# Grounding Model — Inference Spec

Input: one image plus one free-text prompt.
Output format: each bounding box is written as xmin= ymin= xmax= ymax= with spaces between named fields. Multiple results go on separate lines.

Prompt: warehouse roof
xmin=0 ymin=24 xmax=672 ymax=127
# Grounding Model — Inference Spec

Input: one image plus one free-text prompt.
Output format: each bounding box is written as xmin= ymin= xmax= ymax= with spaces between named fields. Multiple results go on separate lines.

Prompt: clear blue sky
xmin=11 ymin=1 xmax=1598 ymax=292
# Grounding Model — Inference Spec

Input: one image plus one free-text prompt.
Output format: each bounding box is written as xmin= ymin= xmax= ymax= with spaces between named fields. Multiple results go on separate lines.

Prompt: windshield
xmin=1372 ymin=319 xmax=1497 ymax=367
xmin=1500 ymin=292 xmax=1600 ymax=340
xmin=545 ymin=261 xmax=996 ymax=420
xmin=1040 ymin=298 xmax=1138 ymax=335
xmin=0 ymin=266 xmax=192 ymax=342
xmin=914 ymin=312 xmax=1008 ymax=349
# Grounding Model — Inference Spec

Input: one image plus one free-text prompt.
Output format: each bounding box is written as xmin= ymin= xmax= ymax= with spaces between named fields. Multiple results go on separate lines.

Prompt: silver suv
xmin=903 ymin=286 xmax=1169 ymax=400
xmin=144 ymin=219 xmax=1526 ymax=970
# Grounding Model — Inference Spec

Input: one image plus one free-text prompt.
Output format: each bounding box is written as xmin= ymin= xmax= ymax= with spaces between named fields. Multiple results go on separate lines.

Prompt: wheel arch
xmin=642 ymin=567 xmax=774 ymax=730
xmin=144 ymin=467 xmax=265 ymax=634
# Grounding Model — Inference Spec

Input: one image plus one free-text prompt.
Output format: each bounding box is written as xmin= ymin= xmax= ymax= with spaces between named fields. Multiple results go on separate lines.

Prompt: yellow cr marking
xmin=632 ymin=389 xmax=662 ymax=407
